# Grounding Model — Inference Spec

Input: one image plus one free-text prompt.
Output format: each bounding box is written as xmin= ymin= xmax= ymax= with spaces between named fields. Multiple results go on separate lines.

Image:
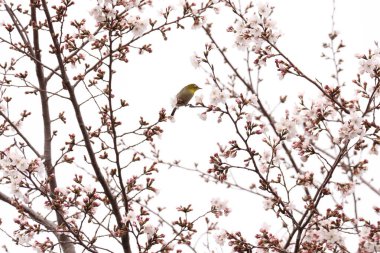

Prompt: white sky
xmin=1 ymin=0 xmax=380 ymax=252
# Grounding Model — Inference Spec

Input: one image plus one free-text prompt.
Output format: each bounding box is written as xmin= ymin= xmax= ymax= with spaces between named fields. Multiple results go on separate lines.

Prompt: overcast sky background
xmin=1 ymin=0 xmax=380 ymax=252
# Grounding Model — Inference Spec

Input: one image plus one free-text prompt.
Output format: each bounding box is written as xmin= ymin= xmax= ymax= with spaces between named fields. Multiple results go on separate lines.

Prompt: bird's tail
xmin=171 ymin=107 xmax=177 ymax=116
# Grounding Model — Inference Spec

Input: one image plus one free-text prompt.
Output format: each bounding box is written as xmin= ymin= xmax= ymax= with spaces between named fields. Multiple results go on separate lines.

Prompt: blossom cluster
xmin=89 ymin=0 xmax=148 ymax=36
xmin=357 ymin=48 xmax=380 ymax=78
xmin=303 ymin=220 xmax=346 ymax=251
xmin=359 ymin=224 xmax=380 ymax=252
xmin=0 ymin=150 xmax=44 ymax=201
xmin=211 ymin=197 xmax=231 ymax=218
xmin=227 ymin=2 xmax=280 ymax=54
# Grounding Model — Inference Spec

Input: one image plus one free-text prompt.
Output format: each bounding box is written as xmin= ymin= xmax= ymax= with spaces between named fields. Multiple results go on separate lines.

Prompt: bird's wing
xmin=176 ymin=89 xmax=194 ymax=106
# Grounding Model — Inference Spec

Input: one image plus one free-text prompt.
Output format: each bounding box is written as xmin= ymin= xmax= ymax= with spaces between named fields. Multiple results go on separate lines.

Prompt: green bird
xmin=171 ymin=84 xmax=201 ymax=116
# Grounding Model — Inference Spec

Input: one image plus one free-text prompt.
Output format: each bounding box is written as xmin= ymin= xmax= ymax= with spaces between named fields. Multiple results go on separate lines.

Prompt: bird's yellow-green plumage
xmin=171 ymin=84 xmax=201 ymax=116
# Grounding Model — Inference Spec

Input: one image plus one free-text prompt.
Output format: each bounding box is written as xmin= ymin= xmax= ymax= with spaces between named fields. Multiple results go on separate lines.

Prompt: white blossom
xmin=83 ymin=185 xmax=96 ymax=194
xmin=17 ymin=234 xmax=33 ymax=245
xmin=248 ymin=93 xmax=258 ymax=106
xmin=210 ymin=87 xmax=227 ymax=105
xmin=89 ymin=6 xmax=107 ymax=22
xmin=257 ymin=2 xmax=272 ymax=18
xmin=144 ymin=224 xmax=156 ymax=240
xmin=263 ymin=197 xmax=274 ymax=210
xmin=192 ymin=16 xmax=207 ymax=29
xmin=123 ymin=0 xmax=140 ymax=10
xmin=190 ymin=54 xmax=202 ymax=68
xmin=335 ymin=182 xmax=355 ymax=198
xmin=338 ymin=110 xmax=365 ymax=140
xmin=211 ymin=198 xmax=231 ymax=217
xmin=275 ymin=116 xmax=296 ymax=139
xmin=55 ymin=187 xmax=70 ymax=196
xmin=122 ymin=211 xmax=136 ymax=223
xmin=303 ymin=220 xmax=345 ymax=249
xmin=129 ymin=15 xmax=147 ymax=36
xmin=194 ymin=94 xmax=203 ymax=104
xmin=359 ymin=57 xmax=379 ymax=77
xmin=231 ymin=2 xmax=279 ymax=51
xmin=214 ymin=230 xmax=227 ymax=246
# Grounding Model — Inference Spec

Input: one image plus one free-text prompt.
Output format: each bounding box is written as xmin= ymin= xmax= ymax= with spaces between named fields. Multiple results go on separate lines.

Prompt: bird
xmin=171 ymin=84 xmax=201 ymax=116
